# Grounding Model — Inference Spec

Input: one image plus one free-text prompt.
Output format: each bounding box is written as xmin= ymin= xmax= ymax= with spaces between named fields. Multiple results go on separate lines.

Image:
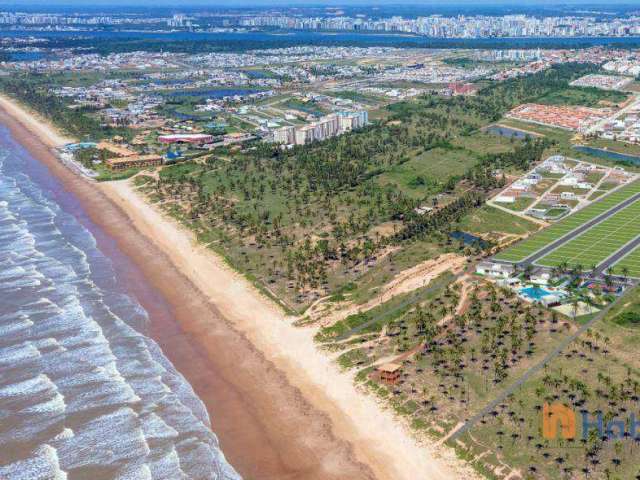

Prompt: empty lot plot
xmin=537 ymin=198 xmax=640 ymax=269
xmin=495 ymin=180 xmax=640 ymax=262
xmin=613 ymin=247 xmax=640 ymax=278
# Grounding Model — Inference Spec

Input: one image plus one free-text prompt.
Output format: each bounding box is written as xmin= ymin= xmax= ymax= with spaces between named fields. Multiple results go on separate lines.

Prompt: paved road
xmin=594 ymin=233 xmax=640 ymax=277
xmin=446 ymin=299 xmax=617 ymax=442
xmin=495 ymin=191 xmax=640 ymax=268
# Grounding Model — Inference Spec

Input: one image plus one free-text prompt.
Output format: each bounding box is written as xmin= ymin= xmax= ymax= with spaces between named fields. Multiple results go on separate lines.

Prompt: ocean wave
xmin=0 ymin=130 xmax=240 ymax=478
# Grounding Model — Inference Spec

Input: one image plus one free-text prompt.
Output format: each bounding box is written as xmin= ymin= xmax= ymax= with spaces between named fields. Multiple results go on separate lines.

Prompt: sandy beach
xmin=0 ymin=94 xmax=476 ymax=480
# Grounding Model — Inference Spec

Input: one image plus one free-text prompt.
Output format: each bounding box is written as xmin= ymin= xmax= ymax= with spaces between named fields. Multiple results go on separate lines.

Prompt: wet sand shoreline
xmin=0 ymin=106 xmax=374 ymax=480
xmin=0 ymin=93 xmax=478 ymax=480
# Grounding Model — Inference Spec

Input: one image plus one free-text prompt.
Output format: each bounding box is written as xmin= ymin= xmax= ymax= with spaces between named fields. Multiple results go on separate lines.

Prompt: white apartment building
xmin=272 ymin=109 xmax=368 ymax=146
xmin=272 ymin=125 xmax=295 ymax=144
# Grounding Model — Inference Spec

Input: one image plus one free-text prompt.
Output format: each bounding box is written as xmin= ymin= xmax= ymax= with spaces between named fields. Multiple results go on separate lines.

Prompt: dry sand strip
xmin=102 ymin=179 xmax=479 ymax=480
xmin=0 ymin=93 xmax=479 ymax=480
xmin=0 ymin=94 xmax=74 ymax=146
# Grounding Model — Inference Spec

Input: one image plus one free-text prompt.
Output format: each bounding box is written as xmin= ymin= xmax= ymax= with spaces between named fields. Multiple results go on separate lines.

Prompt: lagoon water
xmin=0 ymin=125 xmax=240 ymax=479
xmin=573 ymin=145 xmax=640 ymax=165
xmin=4 ymin=29 xmax=640 ymax=50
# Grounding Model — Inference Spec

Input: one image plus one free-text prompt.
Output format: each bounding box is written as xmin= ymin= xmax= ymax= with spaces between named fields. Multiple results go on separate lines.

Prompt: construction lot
xmin=495 ymin=179 xmax=640 ymax=273
xmin=537 ymin=195 xmax=640 ymax=269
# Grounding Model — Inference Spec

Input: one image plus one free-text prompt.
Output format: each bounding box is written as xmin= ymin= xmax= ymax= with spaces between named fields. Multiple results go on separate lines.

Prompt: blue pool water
xmin=520 ymin=286 xmax=553 ymax=300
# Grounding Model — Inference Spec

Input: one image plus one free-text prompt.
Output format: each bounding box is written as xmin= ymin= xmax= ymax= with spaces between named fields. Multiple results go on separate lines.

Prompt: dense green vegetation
xmin=0 ymin=75 xmax=132 ymax=141
xmin=136 ymin=63 xmax=594 ymax=309
xmin=536 ymin=86 xmax=629 ymax=107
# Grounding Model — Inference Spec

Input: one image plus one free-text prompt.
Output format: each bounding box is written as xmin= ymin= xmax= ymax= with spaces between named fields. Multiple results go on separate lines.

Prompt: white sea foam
xmin=0 ymin=132 xmax=241 ymax=479
xmin=0 ymin=444 xmax=67 ymax=480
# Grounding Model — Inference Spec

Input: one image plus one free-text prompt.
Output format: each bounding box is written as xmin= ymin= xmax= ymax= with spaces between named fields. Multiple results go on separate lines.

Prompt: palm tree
xmin=571 ymin=297 xmax=580 ymax=319
xmin=622 ymin=266 xmax=630 ymax=282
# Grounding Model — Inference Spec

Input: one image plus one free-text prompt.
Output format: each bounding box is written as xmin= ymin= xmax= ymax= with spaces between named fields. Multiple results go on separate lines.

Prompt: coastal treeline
xmin=0 ymin=75 xmax=131 ymax=140
xmin=141 ymin=64 xmax=586 ymax=306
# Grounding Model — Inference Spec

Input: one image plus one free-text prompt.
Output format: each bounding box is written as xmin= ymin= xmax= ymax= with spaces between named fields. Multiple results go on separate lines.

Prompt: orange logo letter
xmin=543 ymin=403 xmax=576 ymax=439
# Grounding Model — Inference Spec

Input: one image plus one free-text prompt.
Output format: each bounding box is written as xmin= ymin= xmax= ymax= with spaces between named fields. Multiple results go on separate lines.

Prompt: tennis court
xmin=494 ymin=179 xmax=640 ymax=263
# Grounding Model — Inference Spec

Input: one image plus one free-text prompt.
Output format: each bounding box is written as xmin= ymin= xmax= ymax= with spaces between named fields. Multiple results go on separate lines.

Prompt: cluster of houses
xmin=494 ymin=155 xmax=632 ymax=217
xmin=570 ymin=74 xmax=632 ymax=91
xmin=592 ymin=100 xmax=640 ymax=144
xmin=602 ymin=59 xmax=640 ymax=77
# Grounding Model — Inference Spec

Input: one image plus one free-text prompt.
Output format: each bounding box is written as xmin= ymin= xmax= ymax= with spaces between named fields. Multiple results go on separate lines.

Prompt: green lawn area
xmin=328 ymin=90 xmax=385 ymax=105
xmin=281 ymin=98 xmax=328 ymax=116
xmin=375 ymin=133 xmax=515 ymax=199
xmin=585 ymin=170 xmax=606 ymax=183
xmin=538 ymin=195 xmax=640 ymax=269
xmin=450 ymin=131 xmax=517 ymax=155
xmin=588 ymin=190 xmax=606 ymax=200
xmin=612 ymin=245 xmax=640 ymax=278
xmin=495 ymin=179 xmax=640 ymax=262
xmin=502 ymin=197 xmax=535 ymax=211
xmin=602 ymin=285 xmax=640 ymax=327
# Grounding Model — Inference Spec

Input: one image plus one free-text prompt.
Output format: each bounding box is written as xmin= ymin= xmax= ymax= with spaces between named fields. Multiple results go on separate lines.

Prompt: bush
xmin=614 ymin=311 xmax=640 ymax=327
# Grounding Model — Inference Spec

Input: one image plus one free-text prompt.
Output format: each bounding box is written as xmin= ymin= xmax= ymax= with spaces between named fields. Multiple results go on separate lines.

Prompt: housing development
xmin=5 ymin=4 xmax=640 ymax=480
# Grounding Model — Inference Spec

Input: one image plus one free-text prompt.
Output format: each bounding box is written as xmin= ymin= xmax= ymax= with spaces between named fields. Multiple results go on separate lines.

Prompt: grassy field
xmin=538 ymin=196 xmax=640 ymax=269
xmin=454 ymin=294 xmax=640 ymax=479
xmin=612 ymin=245 xmax=640 ymax=278
xmin=536 ymin=86 xmax=629 ymax=107
xmin=502 ymin=197 xmax=535 ymax=211
xmin=455 ymin=205 xmax=539 ymax=237
xmin=495 ymin=180 xmax=640 ymax=262
xmin=319 ymin=278 xmax=579 ymax=461
xmin=376 ymin=146 xmax=479 ymax=197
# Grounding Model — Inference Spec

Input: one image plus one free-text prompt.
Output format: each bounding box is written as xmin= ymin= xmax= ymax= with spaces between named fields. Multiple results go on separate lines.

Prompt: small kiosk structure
xmin=377 ymin=363 xmax=402 ymax=385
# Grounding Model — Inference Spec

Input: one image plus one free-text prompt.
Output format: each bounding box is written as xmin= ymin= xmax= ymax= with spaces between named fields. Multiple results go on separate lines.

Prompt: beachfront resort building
xmin=107 ymin=154 xmax=163 ymax=171
xmin=475 ymin=262 xmax=516 ymax=279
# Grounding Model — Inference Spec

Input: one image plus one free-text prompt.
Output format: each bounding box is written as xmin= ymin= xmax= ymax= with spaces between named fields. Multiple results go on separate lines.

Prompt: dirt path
xmin=310 ymin=254 xmax=467 ymax=326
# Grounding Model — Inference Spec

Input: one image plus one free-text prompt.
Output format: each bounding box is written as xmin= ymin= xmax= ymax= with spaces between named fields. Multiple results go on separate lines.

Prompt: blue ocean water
xmin=0 ymin=125 xmax=240 ymax=480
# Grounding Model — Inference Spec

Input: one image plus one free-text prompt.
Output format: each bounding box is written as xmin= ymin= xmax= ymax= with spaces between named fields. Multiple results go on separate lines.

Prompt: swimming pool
xmin=519 ymin=286 xmax=554 ymax=301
